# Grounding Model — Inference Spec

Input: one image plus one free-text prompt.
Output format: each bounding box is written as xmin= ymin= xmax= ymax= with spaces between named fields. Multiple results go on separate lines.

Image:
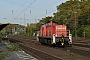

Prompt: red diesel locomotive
xmin=38 ymin=20 xmax=72 ymax=47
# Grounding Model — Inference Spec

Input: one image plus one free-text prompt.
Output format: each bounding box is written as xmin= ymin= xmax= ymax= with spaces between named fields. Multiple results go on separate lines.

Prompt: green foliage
xmin=0 ymin=51 xmax=10 ymax=60
xmin=7 ymin=43 xmax=20 ymax=51
xmin=52 ymin=0 xmax=90 ymax=37
xmin=84 ymin=25 xmax=90 ymax=37
xmin=42 ymin=16 xmax=52 ymax=23
xmin=1 ymin=24 xmax=25 ymax=36
xmin=25 ymin=23 xmax=37 ymax=36
xmin=77 ymin=27 xmax=84 ymax=37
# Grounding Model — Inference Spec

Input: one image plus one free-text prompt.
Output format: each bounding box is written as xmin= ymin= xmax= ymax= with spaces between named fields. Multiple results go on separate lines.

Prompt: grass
xmin=6 ymin=43 xmax=21 ymax=51
xmin=3 ymin=39 xmax=21 ymax=52
xmin=0 ymin=39 xmax=21 ymax=60
xmin=0 ymin=51 xmax=10 ymax=60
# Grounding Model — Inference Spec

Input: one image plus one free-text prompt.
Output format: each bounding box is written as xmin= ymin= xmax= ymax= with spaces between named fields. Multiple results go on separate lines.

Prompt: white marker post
xmin=69 ymin=34 xmax=72 ymax=44
xmin=52 ymin=34 xmax=56 ymax=44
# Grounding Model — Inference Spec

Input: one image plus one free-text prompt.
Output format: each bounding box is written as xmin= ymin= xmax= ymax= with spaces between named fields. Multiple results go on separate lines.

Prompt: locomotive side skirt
xmin=38 ymin=35 xmax=71 ymax=47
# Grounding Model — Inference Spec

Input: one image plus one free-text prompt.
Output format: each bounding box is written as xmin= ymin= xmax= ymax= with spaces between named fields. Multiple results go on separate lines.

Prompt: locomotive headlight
xmin=60 ymin=38 xmax=64 ymax=43
xmin=60 ymin=39 xmax=62 ymax=42
xmin=55 ymin=35 xmax=57 ymax=37
xmin=61 ymin=43 xmax=64 ymax=46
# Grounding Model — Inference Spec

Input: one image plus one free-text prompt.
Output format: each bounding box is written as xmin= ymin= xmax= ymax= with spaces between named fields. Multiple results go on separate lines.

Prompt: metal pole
xmin=24 ymin=13 xmax=25 ymax=26
xmin=74 ymin=12 xmax=77 ymax=38
xmin=84 ymin=30 xmax=85 ymax=38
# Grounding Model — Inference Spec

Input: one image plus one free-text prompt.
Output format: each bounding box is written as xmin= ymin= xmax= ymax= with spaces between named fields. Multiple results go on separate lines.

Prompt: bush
xmin=7 ymin=43 xmax=21 ymax=51
xmin=84 ymin=25 xmax=90 ymax=37
xmin=77 ymin=27 xmax=84 ymax=37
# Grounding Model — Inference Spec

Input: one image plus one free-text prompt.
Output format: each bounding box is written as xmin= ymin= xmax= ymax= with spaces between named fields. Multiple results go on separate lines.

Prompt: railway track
xmin=60 ymin=37 xmax=90 ymax=58
xmin=72 ymin=37 xmax=90 ymax=51
xmin=19 ymin=43 xmax=62 ymax=60
xmin=73 ymin=43 xmax=90 ymax=48
xmin=2 ymin=36 xmax=62 ymax=60
xmin=37 ymin=42 xmax=90 ymax=59
xmin=59 ymin=46 xmax=90 ymax=57
xmin=2 ymin=36 xmax=90 ymax=60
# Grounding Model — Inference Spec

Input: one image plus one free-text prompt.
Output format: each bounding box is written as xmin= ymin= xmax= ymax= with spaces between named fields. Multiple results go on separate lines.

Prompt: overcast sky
xmin=0 ymin=0 xmax=67 ymax=25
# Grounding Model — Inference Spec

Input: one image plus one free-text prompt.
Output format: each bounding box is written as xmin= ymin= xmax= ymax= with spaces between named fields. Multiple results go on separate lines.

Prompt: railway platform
xmin=0 ymin=43 xmax=37 ymax=60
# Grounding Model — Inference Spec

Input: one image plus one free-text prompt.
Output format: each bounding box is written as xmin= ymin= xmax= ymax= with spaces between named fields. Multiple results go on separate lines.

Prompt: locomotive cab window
xmin=46 ymin=23 xmax=50 ymax=26
xmin=53 ymin=23 xmax=56 ymax=26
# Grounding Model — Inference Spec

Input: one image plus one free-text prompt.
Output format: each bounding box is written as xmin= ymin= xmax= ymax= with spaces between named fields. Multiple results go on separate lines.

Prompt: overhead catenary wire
xmin=16 ymin=0 xmax=36 ymax=18
xmin=4 ymin=0 xmax=29 ymax=11
xmin=2 ymin=0 xmax=64 ymax=25
xmin=4 ymin=0 xmax=24 ymax=6
xmin=26 ymin=0 xmax=61 ymax=21
xmin=4 ymin=0 xmax=58 ymax=19
xmin=31 ymin=9 xmax=57 ymax=21
xmin=3 ymin=0 xmax=36 ymax=24
xmin=3 ymin=0 xmax=29 ymax=22
xmin=14 ymin=0 xmax=28 ymax=12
